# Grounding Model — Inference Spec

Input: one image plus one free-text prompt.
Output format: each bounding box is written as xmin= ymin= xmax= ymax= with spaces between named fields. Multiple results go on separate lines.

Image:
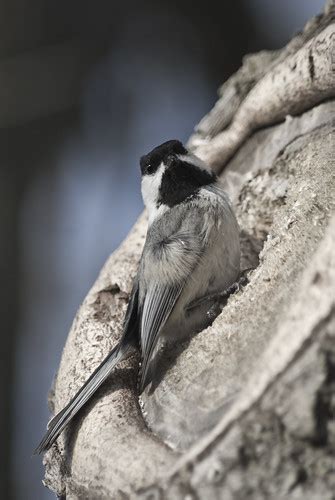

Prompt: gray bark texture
xmin=43 ymin=2 xmax=335 ymax=498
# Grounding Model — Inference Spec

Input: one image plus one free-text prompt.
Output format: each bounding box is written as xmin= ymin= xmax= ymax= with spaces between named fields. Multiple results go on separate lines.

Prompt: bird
xmin=34 ymin=139 xmax=240 ymax=455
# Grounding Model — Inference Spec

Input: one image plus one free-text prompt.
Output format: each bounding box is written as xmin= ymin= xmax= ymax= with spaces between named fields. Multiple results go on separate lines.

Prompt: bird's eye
xmin=146 ymin=164 xmax=154 ymax=174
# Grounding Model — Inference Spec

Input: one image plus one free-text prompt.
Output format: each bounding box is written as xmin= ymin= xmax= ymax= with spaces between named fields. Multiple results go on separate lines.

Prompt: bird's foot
xmin=186 ymin=268 xmax=251 ymax=314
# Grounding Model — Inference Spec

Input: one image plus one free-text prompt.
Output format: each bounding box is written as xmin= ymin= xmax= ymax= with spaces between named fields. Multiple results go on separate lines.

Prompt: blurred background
xmin=0 ymin=1 xmax=324 ymax=498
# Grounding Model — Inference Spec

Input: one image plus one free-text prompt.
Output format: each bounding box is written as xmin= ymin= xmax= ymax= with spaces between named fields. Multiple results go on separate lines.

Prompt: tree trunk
xmin=43 ymin=2 xmax=335 ymax=498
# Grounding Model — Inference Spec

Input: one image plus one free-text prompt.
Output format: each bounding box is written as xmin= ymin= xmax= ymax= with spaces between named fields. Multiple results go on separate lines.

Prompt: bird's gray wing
xmin=140 ymin=281 xmax=183 ymax=390
xmin=139 ymin=230 xmax=204 ymax=391
xmin=34 ymin=278 xmax=140 ymax=454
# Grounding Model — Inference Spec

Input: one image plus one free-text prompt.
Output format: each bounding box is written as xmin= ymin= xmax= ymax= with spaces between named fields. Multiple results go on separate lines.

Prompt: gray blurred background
xmin=0 ymin=1 xmax=324 ymax=499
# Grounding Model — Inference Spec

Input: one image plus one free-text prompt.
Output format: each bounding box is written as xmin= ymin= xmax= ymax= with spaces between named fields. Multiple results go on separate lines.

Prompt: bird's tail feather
xmin=34 ymin=341 xmax=130 ymax=454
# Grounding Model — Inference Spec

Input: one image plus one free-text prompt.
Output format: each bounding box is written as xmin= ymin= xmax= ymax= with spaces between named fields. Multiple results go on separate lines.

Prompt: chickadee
xmin=35 ymin=139 xmax=240 ymax=455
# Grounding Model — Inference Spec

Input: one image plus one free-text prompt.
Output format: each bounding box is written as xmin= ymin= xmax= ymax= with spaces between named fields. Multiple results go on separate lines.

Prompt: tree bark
xmin=43 ymin=2 xmax=335 ymax=498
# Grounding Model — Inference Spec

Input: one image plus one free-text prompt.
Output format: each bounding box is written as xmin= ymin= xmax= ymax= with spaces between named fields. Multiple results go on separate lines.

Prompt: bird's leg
xmin=186 ymin=268 xmax=251 ymax=313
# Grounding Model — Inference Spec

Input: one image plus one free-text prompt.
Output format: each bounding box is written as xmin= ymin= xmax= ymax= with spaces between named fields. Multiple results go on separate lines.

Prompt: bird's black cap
xmin=140 ymin=140 xmax=216 ymax=208
xmin=140 ymin=140 xmax=187 ymax=176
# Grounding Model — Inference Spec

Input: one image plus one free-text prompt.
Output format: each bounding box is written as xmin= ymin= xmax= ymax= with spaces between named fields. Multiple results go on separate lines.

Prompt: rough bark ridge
xmin=43 ymin=3 xmax=335 ymax=498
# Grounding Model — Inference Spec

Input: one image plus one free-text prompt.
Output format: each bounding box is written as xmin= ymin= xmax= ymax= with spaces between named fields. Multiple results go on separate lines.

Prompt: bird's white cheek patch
xmin=141 ymin=163 xmax=168 ymax=224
